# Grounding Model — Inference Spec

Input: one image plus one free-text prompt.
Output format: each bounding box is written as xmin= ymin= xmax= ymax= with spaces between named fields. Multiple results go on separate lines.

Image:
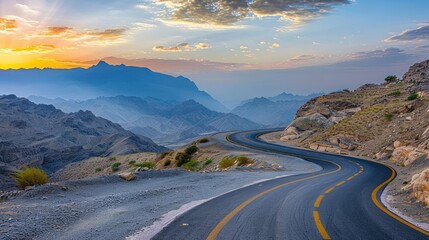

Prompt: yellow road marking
xmin=206 ymin=163 xmax=341 ymax=240
xmin=224 ymin=133 xmax=429 ymax=238
xmin=207 ymin=135 xmax=342 ymax=240
xmin=314 ymin=195 xmax=324 ymax=208
xmin=371 ymin=165 xmax=429 ymax=236
xmin=324 ymin=187 xmax=335 ymax=194
xmin=347 ymin=176 xmax=353 ymax=181
xmin=313 ymin=211 xmax=331 ymax=240
xmin=336 ymin=181 xmax=346 ymax=186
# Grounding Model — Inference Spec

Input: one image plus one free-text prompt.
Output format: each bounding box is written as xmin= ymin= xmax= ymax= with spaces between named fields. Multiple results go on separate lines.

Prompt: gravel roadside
xmin=0 ymin=133 xmax=319 ymax=240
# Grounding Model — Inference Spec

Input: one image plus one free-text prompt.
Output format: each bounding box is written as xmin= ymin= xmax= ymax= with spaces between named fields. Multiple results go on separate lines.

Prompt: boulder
xmin=283 ymin=126 xmax=301 ymax=136
xmin=408 ymin=168 xmax=429 ymax=205
xmin=290 ymin=113 xmax=332 ymax=131
xmin=119 ymin=172 xmax=136 ymax=181
xmin=391 ymin=146 xmax=427 ymax=166
xmin=393 ymin=140 xmax=406 ymax=148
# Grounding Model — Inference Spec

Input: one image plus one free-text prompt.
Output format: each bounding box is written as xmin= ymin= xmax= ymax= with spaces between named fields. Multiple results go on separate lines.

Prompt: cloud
xmin=153 ymin=42 xmax=211 ymax=52
xmin=240 ymin=45 xmax=249 ymax=50
xmin=157 ymin=0 xmax=249 ymax=26
xmin=1 ymin=44 xmax=56 ymax=54
xmin=29 ymin=26 xmax=127 ymax=45
xmin=156 ymin=0 xmax=351 ymax=29
xmin=15 ymin=3 xmax=40 ymax=16
xmin=195 ymin=43 xmax=211 ymax=49
xmin=134 ymin=22 xmax=157 ymax=29
xmin=270 ymin=43 xmax=280 ymax=48
xmin=385 ymin=25 xmax=429 ymax=42
xmin=0 ymin=18 xmax=18 ymax=32
xmin=417 ymin=45 xmax=429 ymax=50
xmin=347 ymin=48 xmax=411 ymax=60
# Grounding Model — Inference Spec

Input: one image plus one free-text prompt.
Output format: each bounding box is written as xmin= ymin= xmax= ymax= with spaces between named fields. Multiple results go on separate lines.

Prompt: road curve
xmin=153 ymin=129 xmax=429 ymax=240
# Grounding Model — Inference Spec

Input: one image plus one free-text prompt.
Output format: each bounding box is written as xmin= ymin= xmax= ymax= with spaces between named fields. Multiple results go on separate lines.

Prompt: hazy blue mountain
xmin=268 ymin=92 xmax=322 ymax=102
xmin=30 ymin=96 xmax=261 ymax=146
xmin=0 ymin=61 xmax=228 ymax=112
xmin=231 ymin=97 xmax=309 ymax=127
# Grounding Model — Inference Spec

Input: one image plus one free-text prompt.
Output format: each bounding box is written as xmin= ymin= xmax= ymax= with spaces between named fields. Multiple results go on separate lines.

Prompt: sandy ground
xmin=0 ymin=133 xmax=320 ymax=240
xmin=261 ymin=131 xmax=429 ymax=231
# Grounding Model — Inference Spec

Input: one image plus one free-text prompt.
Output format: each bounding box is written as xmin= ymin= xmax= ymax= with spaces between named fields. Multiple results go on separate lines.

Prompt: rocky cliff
xmin=0 ymin=95 xmax=166 ymax=189
xmin=281 ymin=59 xmax=429 ymax=214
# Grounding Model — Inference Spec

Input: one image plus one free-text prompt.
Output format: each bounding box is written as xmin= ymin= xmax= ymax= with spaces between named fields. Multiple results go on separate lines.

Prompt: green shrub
xmin=108 ymin=156 xmax=116 ymax=161
xmin=182 ymin=160 xmax=199 ymax=171
xmin=203 ymin=159 xmax=212 ymax=166
xmin=407 ymin=93 xmax=418 ymax=101
xmin=219 ymin=157 xmax=236 ymax=169
xmin=164 ymin=159 xmax=171 ymax=167
xmin=129 ymin=160 xmax=136 ymax=165
xmin=175 ymin=152 xmax=191 ymax=167
xmin=134 ymin=162 xmax=155 ymax=169
xmin=95 ymin=168 xmax=102 ymax=172
xmin=12 ymin=167 xmax=49 ymax=189
xmin=111 ymin=162 xmax=121 ymax=171
xmin=185 ymin=145 xmax=198 ymax=155
xmin=384 ymin=75 xmax=397 ymax=83
xmin=384 ymin=112 xmax=393 ymax=121
xmin=198 ymin=138 xmax=209 ymax=143
xmin=236 ymin=156 xmax=255 ymax=166
xmin=389 ymin=90 xmax=401 ymax=97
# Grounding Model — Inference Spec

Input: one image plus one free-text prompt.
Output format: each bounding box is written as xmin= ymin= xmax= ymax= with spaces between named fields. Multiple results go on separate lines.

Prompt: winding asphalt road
xmin=153 ymin=129 xmax=429 ymax=240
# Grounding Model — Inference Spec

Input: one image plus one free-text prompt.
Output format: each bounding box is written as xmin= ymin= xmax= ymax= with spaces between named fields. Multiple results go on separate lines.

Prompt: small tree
xmin=384 ymin=75 xmax=397 ymax=83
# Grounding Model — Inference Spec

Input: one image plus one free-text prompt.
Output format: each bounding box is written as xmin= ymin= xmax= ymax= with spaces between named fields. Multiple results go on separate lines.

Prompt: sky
xmin=0 ymin=0 xmax=429 ymax=107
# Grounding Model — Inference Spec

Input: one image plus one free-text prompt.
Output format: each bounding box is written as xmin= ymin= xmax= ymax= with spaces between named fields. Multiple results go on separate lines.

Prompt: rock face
xmin=403 ymin=59 xmax=429 ymax=83
xmin=0 ymin=95 xmax=165 ymax=177
xmin=291 ymin=113 xmax=333 ymax=131
xmin=408 ymin=168 xmax=429 ymax=205
xmin=391 ymin=146 xmax=426 ymax=166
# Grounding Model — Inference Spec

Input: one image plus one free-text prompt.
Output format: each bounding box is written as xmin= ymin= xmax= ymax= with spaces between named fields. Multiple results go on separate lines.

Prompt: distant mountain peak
xmin=93 ymin=60 xmax=111 ymax=68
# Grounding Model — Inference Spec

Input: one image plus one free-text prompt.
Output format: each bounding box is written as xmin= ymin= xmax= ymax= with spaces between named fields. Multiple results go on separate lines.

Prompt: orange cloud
xmin=0 ymin=18 xmax=18 ymax=32
xmin=30 ymin=26 xmax=127 ymax=45
xmin=153 ymin=42 xmax=211 ymax=52
xmin=1 ymin=44 xmax=56 ymax=54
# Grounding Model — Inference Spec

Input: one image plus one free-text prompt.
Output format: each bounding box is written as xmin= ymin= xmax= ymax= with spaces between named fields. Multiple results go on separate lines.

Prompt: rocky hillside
xmin=0 ymin=95 xmax=165 ymax=189
xmin=30 ymin=96 xmax=261 ymax=145
xmin=281 ymin=59 xmax=429 ymax=212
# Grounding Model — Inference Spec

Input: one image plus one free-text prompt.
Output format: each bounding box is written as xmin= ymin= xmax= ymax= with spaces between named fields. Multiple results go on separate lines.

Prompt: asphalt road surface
xmin=153 ymin=129 xmax=429 ymax=240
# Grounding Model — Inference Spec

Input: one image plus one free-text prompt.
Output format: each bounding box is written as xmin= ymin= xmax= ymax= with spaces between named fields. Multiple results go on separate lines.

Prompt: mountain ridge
xmin=0 ymin=61 xmax=228 ymax=112
xmin=0 ymin=94 xmax=166 ymax=189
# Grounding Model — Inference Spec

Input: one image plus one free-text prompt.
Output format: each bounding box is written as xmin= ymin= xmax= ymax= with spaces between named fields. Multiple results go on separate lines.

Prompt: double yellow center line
xmin=312 ymin=161 xmax=365 ymax=239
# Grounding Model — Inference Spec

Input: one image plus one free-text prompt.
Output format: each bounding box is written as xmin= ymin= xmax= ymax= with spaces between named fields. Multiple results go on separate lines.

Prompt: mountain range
xmin=0 ymin=61 xmax=227 ymax=112
xmin=0 ymin=95 xmax=165 ymax=189
xmin=231 ymin=93 xmax=321 ymax=127
xmin=29 ymin=96 xmax=261 ymax=146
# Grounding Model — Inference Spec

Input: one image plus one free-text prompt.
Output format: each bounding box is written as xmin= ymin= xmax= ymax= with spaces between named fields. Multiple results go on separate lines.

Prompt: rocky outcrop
xmin=291 ymin=113 xmax=333 ymax=131
xmin=406 ymin=168 xmax=429 ymax=205
xmin=403 ymin=59 xmax=429 ymax=83
xmin=391 ymin=146 xmax=426 ymax=166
